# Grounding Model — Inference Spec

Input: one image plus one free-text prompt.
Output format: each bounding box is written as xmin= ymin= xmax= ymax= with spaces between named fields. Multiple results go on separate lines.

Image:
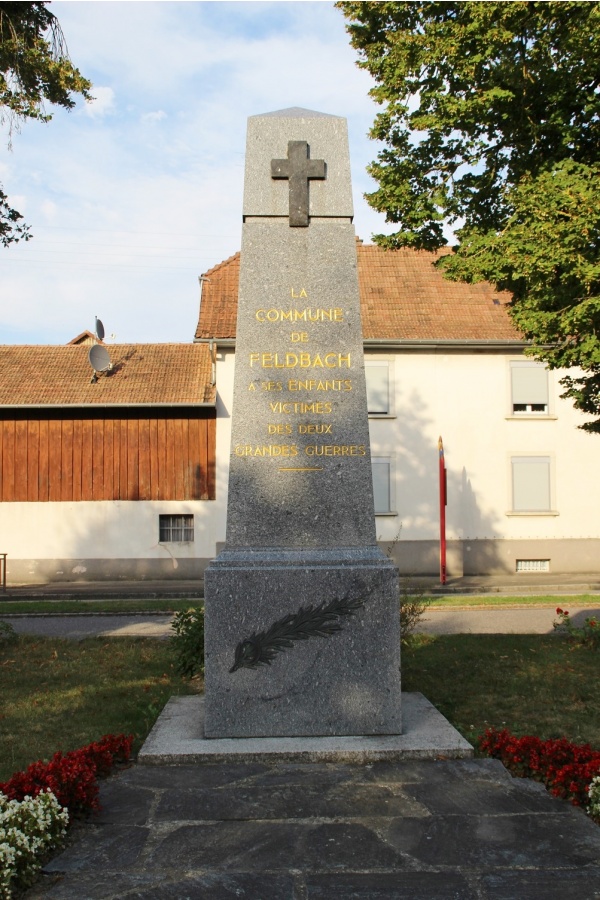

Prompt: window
xmin=365 ymin=360 xmax=392 ymax=415
xmin=511 ymin=456 xmax=552 ymax=512
xmin=372 ymin=457 xmax=395 ymax=514
xmin=159 ymin=514 xmax=194 ymax=542
xmin=510 ymin=361 xmax=549 ymax=415
xmin=516 ymin=559 xmax=550 ymax=573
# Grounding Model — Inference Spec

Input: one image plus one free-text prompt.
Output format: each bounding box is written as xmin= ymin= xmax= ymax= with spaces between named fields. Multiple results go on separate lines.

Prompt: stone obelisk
xmin=203 ymin=108 xmax=402 ymax=738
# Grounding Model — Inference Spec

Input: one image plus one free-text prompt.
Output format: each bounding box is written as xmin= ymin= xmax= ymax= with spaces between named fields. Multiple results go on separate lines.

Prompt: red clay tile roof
xmin=195 ymin=242 xmax=521 ymax=343
xmin=196 ymin=253 xmax=241 ymax=340
xmin=67 ymin=330 xmax=98 ymax=346
xmin=0 ymin=343 xmax=216 ymax=407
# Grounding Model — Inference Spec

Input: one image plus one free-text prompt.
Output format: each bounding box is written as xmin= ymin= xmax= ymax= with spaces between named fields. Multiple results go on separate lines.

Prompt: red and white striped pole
xmin=438 ymin=436 xmax=447 ymax=585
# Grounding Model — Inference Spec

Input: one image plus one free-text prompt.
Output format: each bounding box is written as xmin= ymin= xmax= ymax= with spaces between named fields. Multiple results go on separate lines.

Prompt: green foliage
xmin=0 ymin=620 xmax=17 ymax=643
xmin=338 ymin=1 xmax=600 ymax=430
xmin=589 ymin=776 xmax=600 ymax=823
xmin=0 ymin=186 xmax=29 ymax=246
xmin=0 ymin=1 xmax=92 ymax=246
xmin=399 ymin=579 xmax=431 ymax=646
xmin=554 ymin=606 xmax=600 ymax=648
xmin=170 ymin=607 xmax=205 ymax=679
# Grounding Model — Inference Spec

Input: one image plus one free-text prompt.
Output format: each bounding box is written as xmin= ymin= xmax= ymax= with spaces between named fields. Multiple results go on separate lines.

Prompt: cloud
xmin=141 ymin=110 xmax=167 ymax=123
xmin=84 ymin=86 xmax=115 ymax=119
xmin=41 ymin=200 xmax=58 ymax=221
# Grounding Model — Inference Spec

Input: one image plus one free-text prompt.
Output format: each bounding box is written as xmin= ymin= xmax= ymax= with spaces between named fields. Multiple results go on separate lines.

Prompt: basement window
xmin=159 ymin=514 xmax=194 ymax=543
xmin=516 ymin=559 xmax=550 ymax=573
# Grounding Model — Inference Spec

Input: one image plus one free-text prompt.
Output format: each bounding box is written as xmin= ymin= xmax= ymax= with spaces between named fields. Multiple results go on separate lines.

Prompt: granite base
xmin=138 ymin=693 xmax=474 ymax=764
xmin=203 ymin=549 xmax=402 ymax=738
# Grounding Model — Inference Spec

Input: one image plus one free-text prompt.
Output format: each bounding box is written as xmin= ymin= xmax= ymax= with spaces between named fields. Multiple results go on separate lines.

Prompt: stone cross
xmin=271 ymin=140 xmax=326 ymax=227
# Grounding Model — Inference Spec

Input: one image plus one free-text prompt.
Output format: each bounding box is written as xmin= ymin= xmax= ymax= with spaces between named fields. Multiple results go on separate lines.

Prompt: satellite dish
xmin=89 ymin=343 xmax=111 ymax=374
xmin=95 ymin=316 xmax=105 ymax=341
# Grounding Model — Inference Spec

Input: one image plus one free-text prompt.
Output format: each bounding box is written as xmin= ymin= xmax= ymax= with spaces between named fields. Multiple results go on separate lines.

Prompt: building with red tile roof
xmin=1 ymin=240 xmax=599 ymax=584
xmin=195 ymin=241 xmax=599 ymax=580
xmin=0 ymin=342 xmax=217 ymax=584
xmin=195 ymin=242 xmax=521 ymax=346
xmin=0 ymin=343 xmax=215 ymax=407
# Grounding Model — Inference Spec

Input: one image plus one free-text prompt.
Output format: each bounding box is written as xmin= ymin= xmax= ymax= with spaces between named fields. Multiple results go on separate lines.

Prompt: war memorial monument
xmin=141 ymin=109 xmax=471 ymax=760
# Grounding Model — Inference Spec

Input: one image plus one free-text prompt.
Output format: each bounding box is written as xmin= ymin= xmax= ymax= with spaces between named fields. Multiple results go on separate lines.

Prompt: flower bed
xmin=479 ymin=727 xmax=600 ymax=818
xmin=0 ymin=733 xmax=133 ymax=815
xmin=0 ymin=734 xmax=133 ymax=897
xmin=0 ymin=791 xmax=69 ymax=899
xmin=589 ymin=776 xmax=600 ymax=821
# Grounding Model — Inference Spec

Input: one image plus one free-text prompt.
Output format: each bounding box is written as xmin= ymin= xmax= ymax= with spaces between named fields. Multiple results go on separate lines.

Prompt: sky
xmin=1 ymin=0 xmax=397 ymax=345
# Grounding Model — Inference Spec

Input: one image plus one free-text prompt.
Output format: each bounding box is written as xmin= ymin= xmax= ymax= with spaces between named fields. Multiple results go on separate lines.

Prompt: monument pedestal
xmin=204 ymin=548 xmax=401 ymax=738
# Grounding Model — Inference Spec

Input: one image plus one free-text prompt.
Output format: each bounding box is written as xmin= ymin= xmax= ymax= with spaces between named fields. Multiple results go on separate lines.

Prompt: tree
xmin=0 ymin=1 xmax=91 ymax=246
xmin=338 ymin=1 xmax=600 ymax=431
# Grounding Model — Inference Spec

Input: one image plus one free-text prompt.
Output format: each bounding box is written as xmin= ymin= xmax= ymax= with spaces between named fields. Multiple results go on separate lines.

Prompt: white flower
xmin=0 ymin=791 xmax=68 ymax=897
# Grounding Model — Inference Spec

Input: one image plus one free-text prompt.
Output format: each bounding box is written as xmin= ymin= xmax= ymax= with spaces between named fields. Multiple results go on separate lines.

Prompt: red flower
xmin=477 ymin=728 xmax=600 ymax=810
xmin=0 ymin=733 xmax=133 ymax=817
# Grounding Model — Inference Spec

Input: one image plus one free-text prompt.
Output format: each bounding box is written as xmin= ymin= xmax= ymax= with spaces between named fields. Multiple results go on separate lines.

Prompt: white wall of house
xmin=2 ymin=499 xmax=220 ymax=583
xmin=4 ymin=345 xmax=597 ymax=583
xmin=212 ymin=346 xmax=600 ymax=576
xmin=365 ymin=349 xmax=600 ymax=575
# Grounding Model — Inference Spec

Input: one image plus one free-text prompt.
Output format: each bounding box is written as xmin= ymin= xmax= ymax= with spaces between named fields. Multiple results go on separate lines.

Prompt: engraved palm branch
xmin=229 ymin=595 xmax=365 ymax=673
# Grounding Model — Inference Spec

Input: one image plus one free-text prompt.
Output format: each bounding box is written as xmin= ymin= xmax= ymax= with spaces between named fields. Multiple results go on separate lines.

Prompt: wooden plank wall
xmin=0 ymin=415 xmax=216 ymax=502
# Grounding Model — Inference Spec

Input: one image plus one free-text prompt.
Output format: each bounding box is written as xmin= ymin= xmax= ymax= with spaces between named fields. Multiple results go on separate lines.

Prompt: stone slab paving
xmin=26 ymin=757 xmax=600 ymax=899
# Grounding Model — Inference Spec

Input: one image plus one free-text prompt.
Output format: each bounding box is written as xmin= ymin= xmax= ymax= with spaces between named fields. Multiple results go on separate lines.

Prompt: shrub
xmin=0 ymin=622 xmax=16 ymax=643
xmin=400 ymin=578 xmax=432 ymax=645
xmin=479 ymin=727 xmax=600 ymax=810
xmin=383 ymin=529 xmax=432 ymax=644
xmin=171 ymin=606 xmax=204 ymax=679
xmin=554 ymin=607 xmax=600 ymax=648
xmin=0 ymin=790 xmax=68 ymax=898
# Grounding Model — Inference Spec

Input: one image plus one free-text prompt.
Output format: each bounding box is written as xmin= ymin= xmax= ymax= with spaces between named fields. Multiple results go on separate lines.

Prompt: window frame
xmin=365 ymin=357 xmax=395 ymax=418
xmin=507 ymin=359 xmax=554 ymax=419
xmin=371 ymin=455 xmax=397 ymax=516
xmin=159 ymin=514 xmax=195 ymax=543
xmin=507 ymin=454 xmax=559 ymax=516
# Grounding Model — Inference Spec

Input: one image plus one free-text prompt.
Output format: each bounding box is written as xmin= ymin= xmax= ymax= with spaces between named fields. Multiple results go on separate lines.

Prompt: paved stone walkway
xmin=27 ymin=758 xmax=600 ymax=899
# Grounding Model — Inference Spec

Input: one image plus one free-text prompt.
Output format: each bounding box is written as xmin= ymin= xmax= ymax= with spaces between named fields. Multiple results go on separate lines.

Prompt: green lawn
xmin=1 ymin=631 xmax=598 ymax=784
xmin=426 ymin=593 xmax=600 ymax=609
xmin=0 ymin=635 xmax=195 ymax=782
xmin=403 ymin=633 xmax=600 ymax=747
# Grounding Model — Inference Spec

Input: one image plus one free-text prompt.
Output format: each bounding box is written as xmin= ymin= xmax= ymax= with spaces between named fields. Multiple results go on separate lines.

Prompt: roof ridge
xmin=201 ymin=251 xmax=241 ymax=278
